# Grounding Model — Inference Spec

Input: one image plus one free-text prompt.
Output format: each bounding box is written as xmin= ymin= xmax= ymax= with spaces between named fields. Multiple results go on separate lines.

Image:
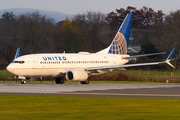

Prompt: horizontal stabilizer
xmin=86 ymin=48 xmax=176 ymax=71
xmin=122 ymin=52 xmax=166 ymax=59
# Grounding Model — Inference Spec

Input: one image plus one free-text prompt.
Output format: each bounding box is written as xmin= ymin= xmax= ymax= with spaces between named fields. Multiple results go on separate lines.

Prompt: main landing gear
xmin=55 ymin=77 xmax=90 ymax=85
xmin=80 ymin=80 xmax=90 ymax=84
xmin=55 ymin=77 xmax=65 ymax=84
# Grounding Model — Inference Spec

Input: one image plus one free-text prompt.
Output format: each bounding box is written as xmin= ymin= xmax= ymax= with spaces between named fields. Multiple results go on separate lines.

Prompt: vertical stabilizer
xmin=96 ymin=13 xmax=133 ymax=54
xmin=108 ymin=13 xmax=133 ymax=54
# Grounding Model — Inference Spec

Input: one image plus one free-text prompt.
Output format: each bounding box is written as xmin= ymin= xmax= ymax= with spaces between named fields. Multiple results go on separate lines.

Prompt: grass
xmin=102 ymin=70 xmax=180 ymax=83
xmin=0 ymin=69 xmax=180 ymax=119
xmin=0 ymin=96 xmax=180 ymax=120
xmin=0 ymin=70 xmax=13 ymax=80
xmin=105 ymin=69 xmax=180 ymax=78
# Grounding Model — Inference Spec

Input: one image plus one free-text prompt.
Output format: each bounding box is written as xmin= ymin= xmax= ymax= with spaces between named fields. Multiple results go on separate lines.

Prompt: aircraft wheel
xmin=85 ymin=80 xmax=90 ymax=84
xmin=21 ymin=80 xmax=26 ymax=84
xmin=55 ymin=78 xmax=60 ymax=84
xmin=80 ymin=80 xmax=89 ymax=84
xmin=55 ymin=77 xmax=64 ymax=84
xmin=80 ymin=81 xmax=85 ymax=84
xmin=59 ymin=79 xmax=65 ymax=84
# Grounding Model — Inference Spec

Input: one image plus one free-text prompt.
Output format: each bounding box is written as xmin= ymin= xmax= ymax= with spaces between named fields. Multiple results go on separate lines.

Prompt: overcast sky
xmin=0 ymin=0 xmax=179 ymax=15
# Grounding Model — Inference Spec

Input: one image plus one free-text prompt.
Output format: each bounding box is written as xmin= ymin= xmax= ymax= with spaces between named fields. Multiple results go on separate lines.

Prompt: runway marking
xmin=60 ymin=93 xmax=180 ymax=97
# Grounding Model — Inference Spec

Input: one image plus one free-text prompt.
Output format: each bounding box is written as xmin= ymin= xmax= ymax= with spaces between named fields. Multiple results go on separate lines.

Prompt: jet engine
xmin=66 ymin=70 xmax=88 ymax=81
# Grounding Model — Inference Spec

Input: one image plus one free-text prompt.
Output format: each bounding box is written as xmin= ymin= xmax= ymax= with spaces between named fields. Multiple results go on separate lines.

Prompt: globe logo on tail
xmin=108 ymin=32 xmax=127 ymax=55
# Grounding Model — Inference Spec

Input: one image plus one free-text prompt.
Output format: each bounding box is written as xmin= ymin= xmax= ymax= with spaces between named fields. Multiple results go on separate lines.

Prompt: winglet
xmin=167 ymin=47 xmax=176 ymax=60
xmin=164 ymin=47 xmax=176 ymax=68
xmin=14 ymin=47 xmax=20 ymax=59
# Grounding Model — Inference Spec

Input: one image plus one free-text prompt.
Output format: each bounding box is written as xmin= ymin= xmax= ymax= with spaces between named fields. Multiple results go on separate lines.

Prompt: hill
xmin=0 ymin=8 xmax=73 ymax=22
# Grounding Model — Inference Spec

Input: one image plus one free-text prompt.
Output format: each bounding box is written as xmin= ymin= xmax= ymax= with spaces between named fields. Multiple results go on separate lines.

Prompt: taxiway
xmin=0 ymin=83 xmax=180 ymax=99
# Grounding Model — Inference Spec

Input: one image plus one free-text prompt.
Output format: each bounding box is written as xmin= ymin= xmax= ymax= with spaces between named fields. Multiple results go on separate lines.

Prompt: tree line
xmin=0 ymin=6 xmax=179 ymax=64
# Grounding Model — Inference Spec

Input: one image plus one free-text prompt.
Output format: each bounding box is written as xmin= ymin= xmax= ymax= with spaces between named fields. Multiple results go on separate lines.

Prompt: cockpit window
xmin=13 ymin=61 xmax=25 ymax=64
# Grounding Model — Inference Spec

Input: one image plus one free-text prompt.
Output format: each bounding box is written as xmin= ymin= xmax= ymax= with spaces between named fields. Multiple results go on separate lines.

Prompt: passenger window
xmin=13 ymin=61 xmax=25 ymax=64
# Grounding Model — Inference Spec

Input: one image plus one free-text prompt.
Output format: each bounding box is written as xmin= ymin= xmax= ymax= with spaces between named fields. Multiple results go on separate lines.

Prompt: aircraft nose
xmin=6 ymin=63 xmax=19 ymax=76
xmin=6 ymin=64 xmax=13 ymax=73
xmin=6 ymin=64 xmax=10 ymax=71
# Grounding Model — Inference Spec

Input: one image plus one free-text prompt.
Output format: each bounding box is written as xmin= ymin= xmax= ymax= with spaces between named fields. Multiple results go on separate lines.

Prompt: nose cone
xmin=6 ymin=64 xmax=13 ymax=74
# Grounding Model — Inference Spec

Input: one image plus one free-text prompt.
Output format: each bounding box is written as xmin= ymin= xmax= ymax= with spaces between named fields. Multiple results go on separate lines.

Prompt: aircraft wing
xmin=86 ymin=62 xmax=162 ymax=71
xmin=86 ymin=48 xmax=176 ymax=71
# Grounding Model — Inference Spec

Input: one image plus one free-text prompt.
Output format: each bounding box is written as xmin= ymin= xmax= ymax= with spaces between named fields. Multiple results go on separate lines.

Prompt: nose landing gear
xmin=21 ymin=80 xmax=26 ymax=84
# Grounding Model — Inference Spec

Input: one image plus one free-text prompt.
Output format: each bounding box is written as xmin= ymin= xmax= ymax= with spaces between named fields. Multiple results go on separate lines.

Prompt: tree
xmin=0 ymin=11 xmax=56 ymax=62
xmin=106 ymin=6 xmax=165 ymax=30
xmin=1 ymin=11 xmax=15 ymax=21
xmin=140 ymin=42 xmax=160 ymax=59
xmin=155 ymin=10 xmax=180 ymax=54
xmin=0 ymin=12 xmax=18 ymax=62
xmin=17 ymin=11 xmax=55 ymax=54
xmin=60 ymin=18 xmax=85 ymax=52
xmin=74 ymin=11 xmax=108 ymax=52
xmin=85 ymin=11 xmax=107 ymax=51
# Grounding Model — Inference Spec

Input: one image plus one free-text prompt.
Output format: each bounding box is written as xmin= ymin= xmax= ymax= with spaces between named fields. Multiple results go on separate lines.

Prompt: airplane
xmin=6 ymin=13 xmax=176 ymax=84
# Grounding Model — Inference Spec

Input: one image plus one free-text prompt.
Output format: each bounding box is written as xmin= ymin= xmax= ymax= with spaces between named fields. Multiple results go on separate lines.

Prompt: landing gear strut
xmin=55 ymin=77 xmax=65 ymax=84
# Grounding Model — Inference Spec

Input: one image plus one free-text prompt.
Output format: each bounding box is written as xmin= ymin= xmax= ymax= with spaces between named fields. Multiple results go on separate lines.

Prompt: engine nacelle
xmin=16 ymin=76 xmax=26 ymax=80
xmin=66 ymin=70 xmax=88 ymax=81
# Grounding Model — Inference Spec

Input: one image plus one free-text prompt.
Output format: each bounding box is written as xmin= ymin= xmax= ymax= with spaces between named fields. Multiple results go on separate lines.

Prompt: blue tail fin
xmin=108 ymin=13 xmax=133 ymax=55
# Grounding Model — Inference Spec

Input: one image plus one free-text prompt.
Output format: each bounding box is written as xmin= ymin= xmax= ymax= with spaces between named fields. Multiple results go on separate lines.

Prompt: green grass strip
xmin=0 ymin=96 xmax=180 ymax=120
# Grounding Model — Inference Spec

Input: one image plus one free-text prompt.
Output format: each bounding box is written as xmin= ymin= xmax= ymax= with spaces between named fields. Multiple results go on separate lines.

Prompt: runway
xmin=0 ymin=82 xmax=180 ymax=99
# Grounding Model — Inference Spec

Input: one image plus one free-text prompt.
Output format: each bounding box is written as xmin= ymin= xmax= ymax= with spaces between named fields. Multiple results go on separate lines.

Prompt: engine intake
xmin=66 ymin=70 xmax=88 ymax=81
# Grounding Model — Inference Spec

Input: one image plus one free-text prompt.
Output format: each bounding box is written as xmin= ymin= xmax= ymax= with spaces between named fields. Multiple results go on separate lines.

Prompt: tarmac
xmin=0 ymin=82 xmax=180 ymax=99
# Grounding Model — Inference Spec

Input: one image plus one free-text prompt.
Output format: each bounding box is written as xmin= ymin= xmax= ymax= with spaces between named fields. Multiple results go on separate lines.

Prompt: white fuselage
xmin=6 ymin=53 xmax=129 ymax=77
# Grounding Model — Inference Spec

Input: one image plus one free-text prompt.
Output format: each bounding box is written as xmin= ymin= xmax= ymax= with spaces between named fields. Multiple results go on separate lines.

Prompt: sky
xmin=0 ymin=0 xmax=180 ymax=15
